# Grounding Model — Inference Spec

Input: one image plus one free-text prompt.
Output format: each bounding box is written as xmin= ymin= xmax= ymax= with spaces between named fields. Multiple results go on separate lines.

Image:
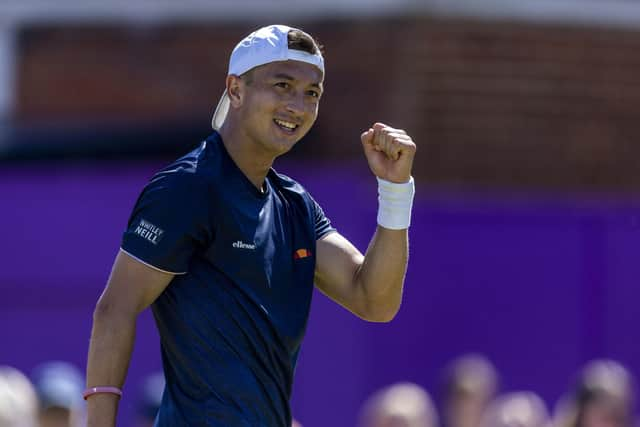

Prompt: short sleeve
xmin=309 ymin=196 xmax=336 ymax=240
xmin=121 ymin=173 xmax=213 ymax=274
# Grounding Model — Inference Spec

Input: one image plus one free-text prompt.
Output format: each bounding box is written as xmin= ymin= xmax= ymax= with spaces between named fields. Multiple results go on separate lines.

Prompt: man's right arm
xmin=86 ymin=249 xmax=175 ymax=427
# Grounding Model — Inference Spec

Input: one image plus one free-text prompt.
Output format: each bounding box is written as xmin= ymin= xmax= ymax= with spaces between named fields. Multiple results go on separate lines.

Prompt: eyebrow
xmin=273 ymin=73 xmax=323 ymax=90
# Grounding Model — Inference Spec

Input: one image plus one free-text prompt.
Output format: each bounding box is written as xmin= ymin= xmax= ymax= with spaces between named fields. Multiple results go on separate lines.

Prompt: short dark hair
xmin=287 ymin=29 xmax=323 ymax=56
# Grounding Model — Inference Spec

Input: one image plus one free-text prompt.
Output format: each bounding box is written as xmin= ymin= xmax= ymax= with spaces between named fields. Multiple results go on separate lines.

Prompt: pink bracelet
xmin=83 ymin=386 xmax=123 ymax=400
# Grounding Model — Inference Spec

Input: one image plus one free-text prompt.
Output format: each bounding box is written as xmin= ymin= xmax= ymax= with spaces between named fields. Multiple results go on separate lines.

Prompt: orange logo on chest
xmin=293 ymin=249 xmax=312 ymax=259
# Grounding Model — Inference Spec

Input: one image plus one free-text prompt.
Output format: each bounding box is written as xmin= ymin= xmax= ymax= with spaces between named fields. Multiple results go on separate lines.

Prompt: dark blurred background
xmin=2 ymin=1 xmax=640 ymax=426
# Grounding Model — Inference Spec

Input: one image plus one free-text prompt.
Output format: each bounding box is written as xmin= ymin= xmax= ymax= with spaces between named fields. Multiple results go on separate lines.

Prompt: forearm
xmin=317 ymin=123 xmax=415 ymax=321
xmin=355 ymin=226 xmax=408 ymax=321
xmin=86 ymin=303 xmax=137 ymax=427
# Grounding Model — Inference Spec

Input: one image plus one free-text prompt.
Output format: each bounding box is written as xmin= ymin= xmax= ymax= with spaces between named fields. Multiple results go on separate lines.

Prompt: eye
xmin=275 ymin=82 xmax=290 ymax=89
xmin=306 ymin=90 xmax=320 ymax=98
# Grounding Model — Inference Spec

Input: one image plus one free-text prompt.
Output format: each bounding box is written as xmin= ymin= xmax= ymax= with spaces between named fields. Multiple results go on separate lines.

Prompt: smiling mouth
xmin=274 ymin=118 xmax=299 ymax=133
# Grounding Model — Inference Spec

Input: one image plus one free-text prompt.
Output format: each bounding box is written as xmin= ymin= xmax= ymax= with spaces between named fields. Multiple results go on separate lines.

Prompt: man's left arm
xmin=314 ymin=122 xmax=416 ymax=322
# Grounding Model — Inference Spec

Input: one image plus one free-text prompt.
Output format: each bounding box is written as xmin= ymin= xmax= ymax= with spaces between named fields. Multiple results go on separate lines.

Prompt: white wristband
xmin=376 ymin=176 xmax=415 ymax=230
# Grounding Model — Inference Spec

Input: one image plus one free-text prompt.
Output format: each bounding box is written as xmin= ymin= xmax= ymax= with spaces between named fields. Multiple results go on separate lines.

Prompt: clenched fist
xmin=361 ymin=122 xmax=416 ymax=184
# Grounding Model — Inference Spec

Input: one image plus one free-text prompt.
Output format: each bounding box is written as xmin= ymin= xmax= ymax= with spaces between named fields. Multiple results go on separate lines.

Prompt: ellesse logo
xmin=232 ymin=240 xmax=256 ymax=250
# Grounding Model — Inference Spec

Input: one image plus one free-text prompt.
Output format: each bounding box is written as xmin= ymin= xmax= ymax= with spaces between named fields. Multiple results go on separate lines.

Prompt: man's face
xmin=234 ymin=60 xmax=324 ymax=156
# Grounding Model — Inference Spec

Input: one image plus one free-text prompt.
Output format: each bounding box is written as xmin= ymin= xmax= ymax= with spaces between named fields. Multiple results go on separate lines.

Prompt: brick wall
xmin=15 ymin=18 xmax=640 ymax=191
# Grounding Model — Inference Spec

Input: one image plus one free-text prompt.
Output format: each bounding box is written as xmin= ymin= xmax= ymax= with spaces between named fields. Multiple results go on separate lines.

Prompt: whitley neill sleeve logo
xmin=133 ymin=219 xmax=165 ymax=245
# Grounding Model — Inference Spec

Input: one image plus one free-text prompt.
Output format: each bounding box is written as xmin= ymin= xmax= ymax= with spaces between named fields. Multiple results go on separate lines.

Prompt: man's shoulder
xmin=269 ymin=169 xmax=324 ymax=217
xmin=149 ymin=138 xmax=220 ymax=189
xmin=269 ymin=169 xmax=308 ymax=196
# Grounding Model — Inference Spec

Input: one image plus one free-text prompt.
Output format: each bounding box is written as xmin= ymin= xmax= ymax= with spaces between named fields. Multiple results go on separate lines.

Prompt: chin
xmin=268 ymin=133 xmax=305 ymax=155
xmin=271 ymin=140 xmax=299 ymax=156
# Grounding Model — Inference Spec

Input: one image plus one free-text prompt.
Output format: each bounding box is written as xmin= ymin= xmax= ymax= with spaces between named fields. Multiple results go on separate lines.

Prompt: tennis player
xmin=85 ymin=24 xmax=416 ymax=426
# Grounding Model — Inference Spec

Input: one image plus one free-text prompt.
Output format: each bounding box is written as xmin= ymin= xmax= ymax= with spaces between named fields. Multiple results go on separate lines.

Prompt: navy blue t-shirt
xmin=121 ymin=132 xmax=335 ymax=426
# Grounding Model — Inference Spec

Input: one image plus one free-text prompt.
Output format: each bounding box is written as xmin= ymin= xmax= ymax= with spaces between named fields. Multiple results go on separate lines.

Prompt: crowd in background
xmin=358 ymin=355 xmax=636 ymax=427
xmin=0 ymin=354 xmax=635 ymax=427
xmin=0 ymin=362 xmax=162 ymax=427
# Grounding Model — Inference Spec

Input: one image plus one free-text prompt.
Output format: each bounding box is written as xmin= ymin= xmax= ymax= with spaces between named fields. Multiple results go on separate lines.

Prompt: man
xmin=0 ymin=365 xmax=38 ymax=427
xmin=441 ymin=354 xmax=498 ymax=427
xmin=479 ymin=392 xmax=551 ymax=427
xmin=358 ymin=382 xmax=439 ymax=427
xmin=31 ymin=361 xmax=85 ymax=427
xmin=85 ymin=24 xmax=416 ymax=426
xmin=554 ymin=360 xmax=634 ymax=427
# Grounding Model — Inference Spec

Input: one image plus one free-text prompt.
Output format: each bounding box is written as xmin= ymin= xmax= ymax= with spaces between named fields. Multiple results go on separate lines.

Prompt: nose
xmin=285 ymin=93 xmax=305 ymax=116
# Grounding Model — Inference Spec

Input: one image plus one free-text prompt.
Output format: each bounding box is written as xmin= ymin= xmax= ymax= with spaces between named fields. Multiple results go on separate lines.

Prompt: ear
xmin=226 ymin=75 xmax=244 ymax=107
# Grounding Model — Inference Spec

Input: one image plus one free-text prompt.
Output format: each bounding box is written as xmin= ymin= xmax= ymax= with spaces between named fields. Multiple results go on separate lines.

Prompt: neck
xmin=218 ymin=124 xmax=275 ymax=191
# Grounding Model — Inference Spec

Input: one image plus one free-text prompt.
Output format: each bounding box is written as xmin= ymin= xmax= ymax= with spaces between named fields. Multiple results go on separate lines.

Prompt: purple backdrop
xmin=2 ymin=159 xmax=640 ymax=426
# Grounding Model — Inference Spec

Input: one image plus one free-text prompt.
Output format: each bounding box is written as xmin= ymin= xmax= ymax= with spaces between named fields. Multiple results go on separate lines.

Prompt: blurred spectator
xmin=134 ymin=371 xmax=165 ymax=427
xmin=31 ymin=361 xmax=84 ymax=427
xmin=132 ymin=371 xmax=307 ymax=427
xmin=441 ymin=354 xmax=499 ymax=427
xmin=554 ymin=359 xmax=634 ymax=427
xmin=479 ymin=392 xmax=550 ymax=427
xmin=358 ymin=382 xmax=438 ymax=427
xmin=0 ymin=365 xmax=38 ymax=427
